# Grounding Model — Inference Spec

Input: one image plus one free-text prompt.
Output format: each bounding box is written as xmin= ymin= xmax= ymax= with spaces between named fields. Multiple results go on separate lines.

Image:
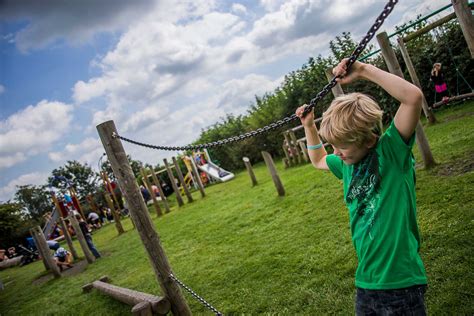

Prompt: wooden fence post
xmin=189 ymin=156 xmax=206 ymax=198
xmin=140 ymin=167 xmax=163 ymax=217
xmin=104 ymin=192 xmax=125 ymax=235
xmin=68 ymin=214 xmax=95 ymax=264
xmin=31 ymin=226 xmax=61 ymax=277
xmin=172 ymin=157 xmax=193 ymax=203
xmin=397 ymin=37 xmax=437 ymax=123
xmin=97 ymin=120 xmax=192 ymax=315
xmin=242 ymin=157 xmax=258 ymax=186
xmin=289 ymin=131 xmax=303 ymax=164
xmin=30 ymin=228 xmax=50 ymax=271
xmin=376 ymin=31 xmax=436 ymax=169
xmin=261 ymin=151 xmax=285 ymax=196
xmin=452 ymin=0 xmax=474 ymax=58
xmin=163 ymin=158 xmax=184 ymax=207
xmin=325 ymin=68 xmax=344 ymax=97
xmin=58 ymin=217 xmax=79 ymax=260
xmin=149 ymin=168 xmax=171 ymax=213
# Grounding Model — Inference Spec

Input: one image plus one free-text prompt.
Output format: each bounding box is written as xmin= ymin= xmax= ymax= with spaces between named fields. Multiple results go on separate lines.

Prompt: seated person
xmin=53 ymin=247 xmax=73 ymax=271
xmin=6 ymin=247 xmax=17 ymax=259
xmin=87 ymin=211 xmax=101 ymax=228
xmin=47 ymin=240 xmax=60 ymax=251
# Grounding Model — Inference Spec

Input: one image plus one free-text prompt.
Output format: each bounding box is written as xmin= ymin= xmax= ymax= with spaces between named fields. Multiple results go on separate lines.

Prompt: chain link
xmin=170 ymin=273 xmax=223 ymax=316
xmin=114 ymin=0 xmax=398 ymax=151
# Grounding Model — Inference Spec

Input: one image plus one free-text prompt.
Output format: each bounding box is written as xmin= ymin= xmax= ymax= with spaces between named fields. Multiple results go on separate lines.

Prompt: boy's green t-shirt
xmin=326 ymin=121 xmax=427 ymax=290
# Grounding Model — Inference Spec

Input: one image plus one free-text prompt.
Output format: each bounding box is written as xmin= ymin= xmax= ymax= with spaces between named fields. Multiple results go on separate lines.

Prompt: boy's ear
xmin=366 ymin=134 xmax=378 ymax=149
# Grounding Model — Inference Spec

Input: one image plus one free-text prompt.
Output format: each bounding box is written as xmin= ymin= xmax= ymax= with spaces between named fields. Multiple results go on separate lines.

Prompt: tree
xmin=0 ymin=202 xmax=32 ymax=248
xmin=49 ymin=160 xmax=100 ymax=197
xmin=14 ymin=185 xmax=52 ymax=222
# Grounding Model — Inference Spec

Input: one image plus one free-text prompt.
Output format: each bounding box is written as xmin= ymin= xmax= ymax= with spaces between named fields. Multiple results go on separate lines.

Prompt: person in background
xmin=53 ymin=247 xmax=73 ymax=271
xmin=75 ymin=214 xmax=101 ymax=259
xmin=430 ymin=62 xmax=449 ymax=106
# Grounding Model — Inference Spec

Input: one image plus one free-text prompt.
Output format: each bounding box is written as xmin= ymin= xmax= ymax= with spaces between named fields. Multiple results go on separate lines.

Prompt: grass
xmin=1 ymin=101 xmax=473 ymax=315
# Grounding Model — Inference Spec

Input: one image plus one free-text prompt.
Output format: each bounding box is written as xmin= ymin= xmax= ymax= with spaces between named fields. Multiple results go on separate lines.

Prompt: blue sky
xmin=0 ymin=0 xmax=452 ymax=201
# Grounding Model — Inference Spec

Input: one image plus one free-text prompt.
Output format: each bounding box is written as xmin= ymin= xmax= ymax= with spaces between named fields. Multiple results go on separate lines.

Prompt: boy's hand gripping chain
xmin=114 ymin=0 xmax=398 ymax=151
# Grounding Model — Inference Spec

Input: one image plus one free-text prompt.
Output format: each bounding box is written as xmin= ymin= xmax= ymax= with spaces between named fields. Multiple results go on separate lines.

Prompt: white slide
xmin=197 ymin=161 xmax=235 ymax=182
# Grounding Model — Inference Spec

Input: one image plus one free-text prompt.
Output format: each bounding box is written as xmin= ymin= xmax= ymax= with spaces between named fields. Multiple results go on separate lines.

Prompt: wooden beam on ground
xmin=97 ymin=120 xmax=191 ymax=315
xmin=377 ymin=31 xmax=436 ymax=169
xmin=261 ymin=151 xmax=285 ymax=196
xmin=83 ymin=276 xmax=170 ymax=315
xmin=432 ymin=92 xmax=474 ymax=108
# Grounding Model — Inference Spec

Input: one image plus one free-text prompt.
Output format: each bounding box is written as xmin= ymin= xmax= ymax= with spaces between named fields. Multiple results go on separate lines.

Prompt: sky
xmin=0 ymin=0 xmax=453 ymax=202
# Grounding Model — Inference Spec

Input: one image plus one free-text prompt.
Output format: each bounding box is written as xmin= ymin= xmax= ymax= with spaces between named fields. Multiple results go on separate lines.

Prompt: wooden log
xmin=85 ymin=278 xmax=170 ymax=315
xmin=104 ymin=192 xmax=125 ymax=235
xmin=452 ymin=0 xmax=474 ymax=58
xmin=67 ymin=215 xmax=95 ymax=264
xmin=376 ymin=31 xmax=436 ymax=169
xmin=140 ymin=167 xmax=163 ymax=217
xmin=132 ymin=301 xmax=153 ymax=316
xmin=58 ymin=217 xmax=79 ymax=260
xmin=325 ymin=67 xmax=344 ymax=97
xmin=163 ymin=158 xmax=184 ymax=207
xmin=0 ymin=256 xmax=22 ymax=269
xmin=397 ymin=37 xmax=437 ymax=124
xmin=97 ymin=120 xmax=191 ymax=315
xmin=432 ymin=92 xmax=474 ymax=108
xmin=31 ymin=226 xmax=61 ymax=277
xmin=403 ymin=12 xmax=457 ymax=43
xmin=188 ymin=156 xmax=206 ymax=198
xmin=172 ymin=157 xmax=193 ymax=203
xmin=242 ymin=157 xmax=258 ymax=186
xmin=261 ymin=151 xmax=285 ymax=196
xmin=149 ymin=168 xmax=171 ymax=213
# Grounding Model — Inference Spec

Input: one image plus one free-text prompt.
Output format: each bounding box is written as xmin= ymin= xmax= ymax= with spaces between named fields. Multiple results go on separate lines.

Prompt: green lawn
xmin=1 ymin=101 xmax=473 ymax=315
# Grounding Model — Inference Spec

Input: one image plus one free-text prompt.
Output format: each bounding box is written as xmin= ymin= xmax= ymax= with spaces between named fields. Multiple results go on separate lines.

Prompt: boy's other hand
xmin=296 ymin=104 xmax=315 ymax=127
xmin=333 ymin=58 xmax=366 ymax=85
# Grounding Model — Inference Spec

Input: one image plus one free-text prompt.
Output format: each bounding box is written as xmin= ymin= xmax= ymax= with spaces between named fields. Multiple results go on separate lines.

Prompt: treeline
xmin=194 ymin=21 xmax=474 ymax=171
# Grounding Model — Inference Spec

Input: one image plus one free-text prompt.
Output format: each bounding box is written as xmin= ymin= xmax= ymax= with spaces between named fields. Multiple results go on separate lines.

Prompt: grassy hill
xmin=1 ymin=101 xmax=473 ymax=315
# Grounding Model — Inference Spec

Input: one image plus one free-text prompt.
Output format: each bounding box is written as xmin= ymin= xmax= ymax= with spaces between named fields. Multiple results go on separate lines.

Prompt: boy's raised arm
xmin=334 ymin=60 xmax=423 ymax=142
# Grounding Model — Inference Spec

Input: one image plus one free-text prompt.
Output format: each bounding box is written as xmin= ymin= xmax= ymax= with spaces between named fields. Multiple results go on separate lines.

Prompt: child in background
xmin=430 ymin=62 xmax=449 ymax=105
xmin=296 ymin=58 xmax=427 ymax=314
xmin=53 ymin=247 xmax=73 ymax=271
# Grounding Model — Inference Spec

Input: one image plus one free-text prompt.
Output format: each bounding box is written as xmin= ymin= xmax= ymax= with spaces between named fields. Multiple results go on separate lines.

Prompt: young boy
xmin=296 ymin=59 xmax=427 ymax=314
xmin=53 ymin=247 xmax=73 ymax=271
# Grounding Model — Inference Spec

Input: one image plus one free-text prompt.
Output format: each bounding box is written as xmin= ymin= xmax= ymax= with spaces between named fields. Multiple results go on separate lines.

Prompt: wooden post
xmin=68 ymin=214 xmax=95 ymax=264
xmin=140 ymin=167 xmax=163 ymax=217
xmin=189 ymin=156 xmax=206 ymax=198
xmin=325 ymin=68 xmax=344 ymax=97
xmin=97 ymin=120 xmax=192 ymax=316
xmin=289 ymin=131 xmax=302 ymax=164
xmin=172 ymin=157 xmax=193 ymax=203
xmin=104 ymin=192 xmax=125 ymax=235
xmin=149 ymin=168 xmax=171 ymax=213
xmin=297 ymin=139 xmax=309 ymax=162
xmin=69 ymin=187 xmax=85 ymax=219
xmin=31 ymin=226 xmax=61 ymax=277
xmin=376 ymin=31 xmax=436 ymax=169
xmin=30 ymin=228 xmax=50 ymax=271
xmin=452 ymin=0 xmax=474 ymax=58
xmin=58 ymin=217 xmax=79 ymax=260
xmin=261 ymin=151 xmax=285 ymax=196
xmin=242 ymin=157 xmax=258 ymax=186
xmin=397 ymin=37 xmax=437 ymax=124
xmin=283 ymin=132 xmax=295 ymax=165
xmin=103 ymin=172 xmax=122 ymax=211
xmin=163 ymin=159 xmax=184 ymax=207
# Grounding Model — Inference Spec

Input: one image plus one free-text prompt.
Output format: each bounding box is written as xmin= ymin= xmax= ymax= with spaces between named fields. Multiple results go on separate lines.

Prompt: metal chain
xmin=114 ymin=0 xmax=398 ymax=151
xmin=169 ymin=273 xmax=223 ymax=316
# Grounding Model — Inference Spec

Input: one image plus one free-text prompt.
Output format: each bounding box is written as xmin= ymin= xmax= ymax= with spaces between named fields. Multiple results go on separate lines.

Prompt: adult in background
xmin=75 ymin=214 xmax=101 ymax=259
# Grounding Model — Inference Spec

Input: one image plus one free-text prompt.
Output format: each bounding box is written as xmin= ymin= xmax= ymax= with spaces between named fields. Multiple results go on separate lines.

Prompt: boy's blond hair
xmin=319 ymin=93 xmax=383 ymax=146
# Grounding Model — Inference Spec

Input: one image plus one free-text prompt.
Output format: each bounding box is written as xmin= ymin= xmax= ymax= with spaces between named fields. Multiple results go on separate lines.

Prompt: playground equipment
xmin=83 ymin=276 xmax=171 ymax=316
xmin=192 ymin=149 xmax=234 ymax=182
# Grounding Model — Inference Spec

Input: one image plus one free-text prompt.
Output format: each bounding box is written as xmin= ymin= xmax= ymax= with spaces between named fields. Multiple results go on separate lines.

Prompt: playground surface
xmin=1 ymin=101 xmax=473 ymax=315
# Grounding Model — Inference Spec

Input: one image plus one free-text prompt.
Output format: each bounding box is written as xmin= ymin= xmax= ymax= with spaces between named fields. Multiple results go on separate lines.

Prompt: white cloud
xmin=48 ymin=137 xmax=103 ymax=168
xmin=0 ymin=100 xmax=73 ymax=169
xmin=231 ymin=3 xmax=248 ymax=15
xmin=0 ymin=171 xmax=49 ymax=202
xmin=0 ymin=84 xmax=5 ymax=95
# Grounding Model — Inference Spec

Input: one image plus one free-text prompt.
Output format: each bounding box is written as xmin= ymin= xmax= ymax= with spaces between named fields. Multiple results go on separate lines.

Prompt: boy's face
xmin=331 ymin=142 xmax=371 ymax=165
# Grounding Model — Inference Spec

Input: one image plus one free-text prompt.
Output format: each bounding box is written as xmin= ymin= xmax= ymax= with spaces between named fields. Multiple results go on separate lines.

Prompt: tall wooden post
xmin=397 ymin=37 xmax=437 ymax=123
xmin=31 ymin=226 xmax=61 ymax=277
xmin=376 ymin=31 xmax=436 ymax=169
xmin=452 ymin=0 xmax=474 ymax=58
xmin=97 ymin=120 xmax=192 ymax=315
xmin=149 ymin=168 xmax=171 ymax=213
xmin=261 ymin=151 xmax=285 ymax=196
xmin=163 ymin=159 xmax=184 ymax=207
xmin=30 ymin=229 xmax=50 ymax=271
xmin=69 ymin=187 xmax=85 ymax=219
xmin=242 ymin=157 xmax=258 ymax=186
xmin=189 ymin=157 xmax=206 ymax=198
xmin=104 ymin=192 xmax=125 ymax=235
xmin=325 ymin=68 xmax=344 ymax=97
xmin=140 ymin=167 xmax=162 ymax=217
xmin=288 ymin=131 xmax=303 ymax=164
xmin=68 ymin=215 xmax=95 ymax=264
xmin=58 ymin=217 xmax=79 ymax=260
xmin=103 ymin=172 xmax=122 ymax=210
xmin=172 ymin=157 xmax=193 ymax=203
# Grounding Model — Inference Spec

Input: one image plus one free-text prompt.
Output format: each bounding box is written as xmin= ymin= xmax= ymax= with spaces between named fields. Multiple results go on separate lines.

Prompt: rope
xmin=170 ymin=273 xmax=223 ymax=316
xmin=114 ymin=0 xmax=399 ymax=151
